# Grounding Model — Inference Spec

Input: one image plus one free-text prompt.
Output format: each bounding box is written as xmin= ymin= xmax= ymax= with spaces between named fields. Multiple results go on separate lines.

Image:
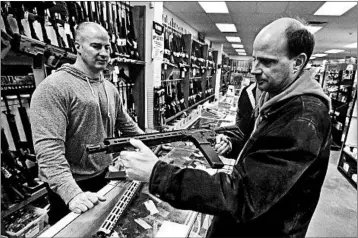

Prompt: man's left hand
xmin=120 ymin=139 xmax=159 ymax=182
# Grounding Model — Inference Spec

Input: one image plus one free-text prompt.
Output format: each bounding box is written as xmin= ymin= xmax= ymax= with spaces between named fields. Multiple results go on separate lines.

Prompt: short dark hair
xmin=285 ymin=19 xmax=315 ymax=68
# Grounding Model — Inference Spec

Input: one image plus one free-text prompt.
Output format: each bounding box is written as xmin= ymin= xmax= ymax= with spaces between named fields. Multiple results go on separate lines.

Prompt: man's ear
xmin=75 ymin=42 xmax=81 ymax=54
xmin=293 ymin=53 xmax=307 ymax=73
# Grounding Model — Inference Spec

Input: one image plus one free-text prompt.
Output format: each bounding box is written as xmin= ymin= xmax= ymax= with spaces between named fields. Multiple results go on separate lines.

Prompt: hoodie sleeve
xmin=30 ymin=82 xmax=82 ymax=204
xmin=115 ymin=95 xmax=144 ymax=136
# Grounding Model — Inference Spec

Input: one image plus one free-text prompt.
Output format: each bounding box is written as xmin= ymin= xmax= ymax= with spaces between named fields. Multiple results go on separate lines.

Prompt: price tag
xmin=64 ymin=23 xmax=71 ymax=35
xmin=112 ymin=34 xmax=116 ymax=43
xmin=164 ymin=63 xmax=167 ymax=70
xmin=134 ymin=218 xmax=152 ymax=230
xmin=114 ymin=66 xmax=120 ymax=74
xmin=343 ymin=162 xmax=350 ymax=172
xmin=193 ymin=68 xmax=196 ymax=76
xmin=112 ymin=71 xmax=118 ymax=83
xmin=144 ymin=200 xmax=159 ymax=215
xmin=181 ymin=70 xmax=185 ymax=78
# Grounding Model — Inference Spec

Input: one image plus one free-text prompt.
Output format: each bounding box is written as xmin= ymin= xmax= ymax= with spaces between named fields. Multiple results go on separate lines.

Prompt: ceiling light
xmin=305 ymin=25 xmax=322 ymax=34
xmin=310 ymin=56 xmax=316 ymax=59
xmin=199 ymin=2 xmax=229 ymax=13
xmin=344 ymin=42 xmax=357 ymax=48
xmin=236 ymin=49 xmax=245 ymax=53
xmin=325 ymin=49 xmax=345 ymax=54
xmin=216 ymin=23 xmax=237 ymax=32
xmin=314 ymin=2 xmax=357 ymax=16
xmin=312 ymin=54 xmax=327 ymax=57
xmin=232 ymin=44 xmax=244 ymax=48
xmin=238 ymin=53 xmax=247 ymax=56
xmin=226 ymin=36 xmax=241 ymax=42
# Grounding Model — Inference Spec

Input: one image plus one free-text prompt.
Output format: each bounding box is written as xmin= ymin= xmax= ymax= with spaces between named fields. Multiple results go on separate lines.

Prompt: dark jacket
xmin=149 ymin=70 xmax=332 ymax=237
xmin=236 ymin=82 xmax=257 ymax=135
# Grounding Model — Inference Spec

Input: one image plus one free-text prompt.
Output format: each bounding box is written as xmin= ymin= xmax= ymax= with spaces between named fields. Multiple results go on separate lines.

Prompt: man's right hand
xmin=215 ymin=134 xmax=232 ymax=155
xmin=68 ymin=192 xmax=106 ymax=214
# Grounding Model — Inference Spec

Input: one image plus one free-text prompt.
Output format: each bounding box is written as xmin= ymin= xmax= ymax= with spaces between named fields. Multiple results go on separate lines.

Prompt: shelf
xmin=2 ymin=187 xmax=47 ymax=218
xmin=337 ymin=166 xmax=357 ymax=189
xmin=162 ymin=78 xmax=184 ymax=82
xmin=343 ymin=148 xmax=357 ymax=162
xmin=164 ymin=95 xmax=214 ymax=124
xmin=190 ymin=77 xmax=202 ymax=80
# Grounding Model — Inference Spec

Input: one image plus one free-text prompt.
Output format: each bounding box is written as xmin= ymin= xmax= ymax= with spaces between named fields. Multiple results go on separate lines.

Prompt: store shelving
xmin=322 ymin=63 xmax=357 ymax=149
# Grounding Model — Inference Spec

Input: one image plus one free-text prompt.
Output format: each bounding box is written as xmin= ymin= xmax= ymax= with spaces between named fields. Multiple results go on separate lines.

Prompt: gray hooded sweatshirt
xmin=30 ymin=64 xmax=143 ymax=204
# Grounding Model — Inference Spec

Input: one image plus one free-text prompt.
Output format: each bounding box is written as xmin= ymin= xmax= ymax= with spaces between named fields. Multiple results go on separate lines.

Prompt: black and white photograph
xmin=1 ymin=1 xmax=357 ymax=238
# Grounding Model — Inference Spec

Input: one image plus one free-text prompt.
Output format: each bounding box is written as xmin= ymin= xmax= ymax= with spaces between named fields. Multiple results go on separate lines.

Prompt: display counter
xmin=39 ymin=103 xmax=236 ymax=238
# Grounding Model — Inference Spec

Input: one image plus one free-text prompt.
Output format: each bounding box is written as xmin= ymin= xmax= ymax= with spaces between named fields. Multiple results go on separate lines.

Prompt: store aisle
xmin=306 ymin=151 xmax=357 ymax=237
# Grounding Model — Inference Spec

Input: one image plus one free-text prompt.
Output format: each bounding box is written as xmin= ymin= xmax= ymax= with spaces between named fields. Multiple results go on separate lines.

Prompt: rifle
xmin=86 ymin=126 xmax=240 ymax=169
xmin=2 ymin=91 xmax=21 ymax=152
xmin=112 ymin=2 xmax=124 ymax=57
xmin=1 ymin=128 xmax=38 ymax=189
xmin=87 ymin=1 xmax=94 ymax=22
xmin=98 ymin=2 xmax=107 ymax=30
xmin=1 ymin=129 xmax=32 ymax=198
xmin=1 ymin=2 xmax=14 ymax=36
xmin=125 ymin=4 xmax=139 ymax=59
xmin=119 ymin=2 xmax=130 ymax=58
xmin=80 ymin=1 xmax=89 ymax=22
xmin=15 ymin=88 xmax=34 ymax=154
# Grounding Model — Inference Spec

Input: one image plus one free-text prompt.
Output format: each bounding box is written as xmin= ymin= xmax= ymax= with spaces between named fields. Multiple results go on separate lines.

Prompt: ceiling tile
xmin=285 ymin=2 xmax=324 ymax=16
xmin=226 ymin=2 xmax=258 ymax=13
xmin=257 ymin=2 xmax=289 ymax=14
xmin=163 ymin=2 xmax=204 ymax=13
xmin=207 ymin=14 xmax=232 ymax=23
xmin=179 ymin=13 xmax=212 ymax=24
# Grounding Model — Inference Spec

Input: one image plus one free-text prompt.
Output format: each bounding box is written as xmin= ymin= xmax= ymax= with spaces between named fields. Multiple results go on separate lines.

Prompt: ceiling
xmin=163 ymin=1 xmax=357 ymax=61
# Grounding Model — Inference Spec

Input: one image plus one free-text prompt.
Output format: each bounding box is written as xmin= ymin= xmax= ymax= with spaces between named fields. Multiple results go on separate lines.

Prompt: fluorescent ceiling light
xmin=226 ymin=36 xmax=241 ymax=42
xmin=310 ymin=56 xmax=316 ymax=59
xmin=199 ymin=2 xmax=229 ymax=13
xmin=305 ymin=25 xmax=322 ymax=34
xmin=344 ymin=42 xmax=357 ymax=48
xmin=216 ymin=23 xmax=237 ymax=32
xmin=312 ymin=53 xmax=327 ymax=57
xmin=232 ymin=44 xmax=244 ymax=48
xmin=314 ymin=2 xmax=357 ymax=16
xmin=236 ymin=49 xmax=245 ymax=53
xmin=325 ymin=49 xmax=345 ymax=54
xmin=238 ymin=53 xmax=247 ymax=56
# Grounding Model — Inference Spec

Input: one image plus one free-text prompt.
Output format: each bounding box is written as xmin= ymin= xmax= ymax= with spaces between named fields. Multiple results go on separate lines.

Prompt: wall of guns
xmin=1 ymin=1 xmax=139 ymax=60
xmin=154 ymin=13 xmax=216 ymax=130
xmin=1 ymin=1 xmax=142 ymax=210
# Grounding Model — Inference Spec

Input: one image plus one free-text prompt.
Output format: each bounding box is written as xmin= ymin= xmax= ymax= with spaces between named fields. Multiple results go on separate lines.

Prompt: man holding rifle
xmin=120 ymin=17 xmax=332 ymax=237
xmin=30 ymin=22 xmax=143 ymax=225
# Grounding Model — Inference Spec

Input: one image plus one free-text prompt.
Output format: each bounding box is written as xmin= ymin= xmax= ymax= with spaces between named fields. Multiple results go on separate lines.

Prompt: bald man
xmin=30 ymin=22 xmax=143 ymax=224
xmin=119 ymin=18 xmax=332 ymax=237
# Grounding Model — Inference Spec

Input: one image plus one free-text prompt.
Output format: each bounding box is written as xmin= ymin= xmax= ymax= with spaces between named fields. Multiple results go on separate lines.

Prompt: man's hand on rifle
xmin=214 ymin=134 xmax=232 ymax=155
xmin=120 ymin=139 xmax=159 ymax=182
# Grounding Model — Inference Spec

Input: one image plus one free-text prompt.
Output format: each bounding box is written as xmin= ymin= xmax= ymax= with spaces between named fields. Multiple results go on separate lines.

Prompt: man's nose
xmin=251 ymin=62 xmax=262 ymax=75
xmin=99 ymin=47 xmax=109 ymax=57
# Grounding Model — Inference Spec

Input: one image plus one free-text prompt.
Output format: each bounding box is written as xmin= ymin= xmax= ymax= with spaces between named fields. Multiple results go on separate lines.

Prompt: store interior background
xmin=1 ymin=1 xmax=357 ymax=237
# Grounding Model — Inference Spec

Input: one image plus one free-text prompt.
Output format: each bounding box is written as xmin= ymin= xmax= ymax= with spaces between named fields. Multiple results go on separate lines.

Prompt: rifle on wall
xmin=15 ymin=88 xmax=34 ymax=154
xmin=2 ymin=91 xmax=21 ymax=152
